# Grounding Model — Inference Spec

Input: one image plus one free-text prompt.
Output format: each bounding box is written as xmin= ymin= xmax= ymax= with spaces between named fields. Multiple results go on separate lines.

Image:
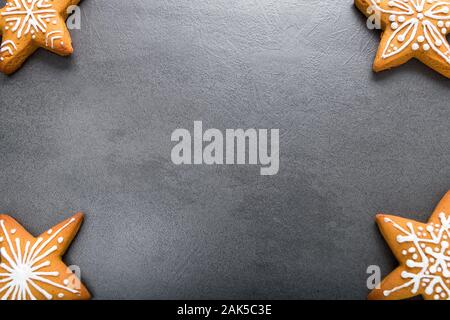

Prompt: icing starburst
xmin=0 ymin=213 xmax=91 ymax=300
xmin=370 ymin=191 xmax=450 ymax=300
xmin=355 ymin=0 xmax=450 ymax=78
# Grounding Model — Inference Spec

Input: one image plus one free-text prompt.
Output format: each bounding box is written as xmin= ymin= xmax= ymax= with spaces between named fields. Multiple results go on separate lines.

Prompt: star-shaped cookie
xmin=0 ymin=0 xmax=80 ymax=74
xmin=355 ymin=0 xmax=450 ymax=78
xmin=0 ymin=212 xmax=91 ymax=300
xmin=369 ymin=191 xmax=450 ymax=300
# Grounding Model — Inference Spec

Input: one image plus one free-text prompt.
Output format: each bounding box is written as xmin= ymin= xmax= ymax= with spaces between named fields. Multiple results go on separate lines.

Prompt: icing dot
xmin=442 ymin=28 xmax=447 ymax=34
xmin=389 ymin=15 xmax=396 ymax=22
xmin=391 ymin=22 xmax=399 ymax=30
xmin=412 ymin=43 xmax=420 ymax=51
xmin=398 ymin=16 xmax=406 ymax=22
xmin=418 ymin=36 xmax=425 ymax=43
xmin=58 ymin=293 xmax=64 ymax=298
xmin=47 ymin=229 xmax=52 ymax=235
xmin=423 ymin=44 xmax=430 ymax=51
xmin=438 ymin=21 xmax=445 ymax=28
xmin=0 ymin=237 xmax=3 ymax=242
xmin=10 ymin=229 xmax=16 ymax=234
xmin=402 ymin=250 xmax=407 ymax=255
xmin=417 ymin=13 xmax=424 ymax=20
xmin=57 ymin=237 xmax=64 ymax=244
xmin=446 ymin=22 xmax=450 ymax=28
xmin=434 ymin=294 xmax=440 ymax=300
xmin=63 ymin=279 xmax=69 ymax=285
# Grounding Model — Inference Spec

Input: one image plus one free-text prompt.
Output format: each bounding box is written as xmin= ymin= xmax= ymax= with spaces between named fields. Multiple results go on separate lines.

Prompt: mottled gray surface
xmin=0 ymin=0 xmax=449 ymax=300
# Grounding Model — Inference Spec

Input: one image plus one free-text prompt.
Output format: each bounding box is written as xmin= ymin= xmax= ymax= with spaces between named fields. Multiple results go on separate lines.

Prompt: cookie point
xmin=442 ymin=190 xmax=450 ymax=201
xmin=367 ymin=288 xmax=382 ymax=300
xmin=372 ymin=62 xmax=386 ymax=73
xmin=0 ymin=63 xmax=18 ymax=76
xmin=66 ymin=45 xmax=74 ymax=55
xmin=61 ymin=42 xmax=74 ymax=56
xmin=71 ymin=212 xmax=84 ymax=221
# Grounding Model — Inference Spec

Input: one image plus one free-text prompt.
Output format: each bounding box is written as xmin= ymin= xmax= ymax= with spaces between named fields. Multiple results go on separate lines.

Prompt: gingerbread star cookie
xmin=0 ymin=0 xmax=80 ymax=74
xmin=355 ymin=0 xmax=450 ymax=78
xmin=369 ymin=191 xmax=450 ymax=300
xmin=0 ymin=212 xmax=91 ymax=300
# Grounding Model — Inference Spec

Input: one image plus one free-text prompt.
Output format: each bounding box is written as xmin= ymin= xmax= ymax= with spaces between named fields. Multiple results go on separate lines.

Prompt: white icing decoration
xmin=0 ymin=0 xmax=66 ymax=61
xmin=383 ymin=212 xmax=450 ymax=300
xmin=369 ymin=0 xmax=450 ymax=64
xmin=0 ymin=218 xmax=78 ymax=300
xmin=0 ymin=0 xmax=57 ymax=39
xmin=45 ymin=30 xmax=63 ymax=49
xmin=0 ymin=40 xmax=17 ymax=56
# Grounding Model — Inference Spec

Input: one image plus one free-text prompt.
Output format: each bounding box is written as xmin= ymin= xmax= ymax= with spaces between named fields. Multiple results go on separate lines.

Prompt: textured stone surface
xmin=0 ymin=0 xmax=449 ymax=299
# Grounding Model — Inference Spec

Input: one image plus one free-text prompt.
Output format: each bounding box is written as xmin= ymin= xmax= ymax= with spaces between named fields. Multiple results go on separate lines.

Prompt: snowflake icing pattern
xmin=370 ymin=0 xmax=450 ymax=63
xmin=383 ymin=212 xmax=450 ymax=300
xmin=1 ymin=0 xmax=57 ymax=39
xmin=0 ymin=218 xmax=79 ymax=300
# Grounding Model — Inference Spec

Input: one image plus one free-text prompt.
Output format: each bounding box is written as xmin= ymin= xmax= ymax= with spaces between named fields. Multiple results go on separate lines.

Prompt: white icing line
xmin=0 ymin=0 xmax=57 ymax=39
xmin=383 ymin=213 xmax=450 ymax=299
xmin=382 ymin=19 xmax=419 ymax=58
xmin=0 ymin=217 xmax=80 ymax=300
xmin=423 ymin=20 xmax=450 ymax=64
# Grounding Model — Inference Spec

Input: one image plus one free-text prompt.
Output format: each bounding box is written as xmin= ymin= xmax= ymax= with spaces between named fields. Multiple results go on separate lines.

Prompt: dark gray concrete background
xmin=0 ymin=0 xmax=449 ymax=299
